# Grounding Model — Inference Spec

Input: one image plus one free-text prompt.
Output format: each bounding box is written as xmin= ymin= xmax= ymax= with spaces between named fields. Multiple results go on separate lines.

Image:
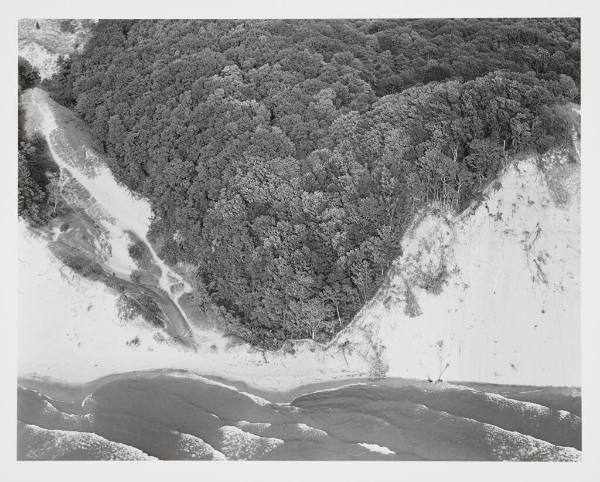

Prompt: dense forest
xmin=18 ymin=57 xmax=59 ymax=226
xmin=43 ymin=19 xmax=580 ymax=347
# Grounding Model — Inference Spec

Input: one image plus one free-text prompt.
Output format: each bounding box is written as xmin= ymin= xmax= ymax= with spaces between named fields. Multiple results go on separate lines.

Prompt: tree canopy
xmin=43 ymin=19 xmax=580 ymax=347
xmin=18 ymin=58 xmax=59 ymax=225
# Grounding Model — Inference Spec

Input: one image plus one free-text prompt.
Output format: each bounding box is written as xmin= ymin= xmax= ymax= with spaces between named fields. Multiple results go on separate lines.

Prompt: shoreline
xmin=18 ymin=368 xmax=582 ymax=408
xmin=17 ymin=369 xmax=374 ymax=406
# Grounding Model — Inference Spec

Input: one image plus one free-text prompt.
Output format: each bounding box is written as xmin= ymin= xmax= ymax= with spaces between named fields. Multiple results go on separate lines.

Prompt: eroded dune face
xmin=336 ymin=148 xmax=580 ymax=387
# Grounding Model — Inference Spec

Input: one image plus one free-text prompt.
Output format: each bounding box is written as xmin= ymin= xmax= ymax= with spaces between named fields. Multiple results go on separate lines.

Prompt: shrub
xmin=126 ymin=336 xmax=141 ymax=347
xmin=416 ymin=262 xmax=449 ymax=295
xmin=128 ymin=241 xmax=145 ymax=263
xmin=404 ymin=286 xmax=422 ymax=317
xmin=59 ymin=19 xmax=76 ymax=33
xmin=18 ymin=57 xmax=39 ymax=91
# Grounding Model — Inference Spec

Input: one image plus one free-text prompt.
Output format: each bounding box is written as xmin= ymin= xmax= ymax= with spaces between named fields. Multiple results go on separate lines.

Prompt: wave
xmin=448 ymin=388 xmax=582 ymax=448
xmin=481 ymin=391 xmax=577 ymax=418
xmin=18 ymin=386 xmax=93 ymax=432
xmin=166 ymin=371 xmax=272 ymax=406
xmin=297 ymin=382 xmax=371 ymax=398
xmin=482 ymin=423 xmax=581 ymax=462
xmin=217 ymin=426 xmax=284 ymax=460
xmin=170 ymin=431 xmax=226 ymax=460
xmin=38 ymin=398 xmax=94 ymax=430
xmin=235 ymin=420 xmax=272 ymax=434
xmin=358 ymin=442 xmax=396 ymax=455
xmin=294 ymin=423 xmax=328 ymax=438
xmin=234 ymin=420 xmax=329 ymax=443
xmin=18 ymin=422 xmax=156 ymax=461
xmin=239 ymin=390 xmax=272 ymax=406
xmin=416 ymin=406 xmax=582 ymax=461
xmin=81 ymin=393 xmax=96 ymax=409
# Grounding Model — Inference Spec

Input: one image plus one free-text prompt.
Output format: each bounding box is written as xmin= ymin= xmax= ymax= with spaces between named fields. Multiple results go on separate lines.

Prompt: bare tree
xmin=46 ymin=171 xmax=67 ymax=215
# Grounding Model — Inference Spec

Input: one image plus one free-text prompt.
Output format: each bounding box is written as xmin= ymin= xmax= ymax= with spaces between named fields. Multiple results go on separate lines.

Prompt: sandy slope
xmin=333 ymin=150 xmax=581 ymax=387
xmin=18 ymin=218 xmax=357 ymax=389
xmin=18 ymin=142 xmax=580 ymax=390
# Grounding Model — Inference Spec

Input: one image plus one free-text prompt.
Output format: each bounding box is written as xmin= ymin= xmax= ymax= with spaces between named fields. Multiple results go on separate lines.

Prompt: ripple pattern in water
xmin=17 ymin=375 xmax=581 ymax=461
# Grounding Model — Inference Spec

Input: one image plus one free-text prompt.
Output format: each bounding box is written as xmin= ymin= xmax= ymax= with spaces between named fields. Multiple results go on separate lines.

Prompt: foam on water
xmin=298 ymin=382 xmax=371 ymax=397
xmin=19 ymin=423 xmax=157 ymax=460
xmin=480 ymin=390 xmax=581 ymax=434
xmin=238 ymin=390 xmax=272 ymax=406
xmin=483 ymin=424 xmax=581 ymax=462
xmin=236 ymin=421 xmax=272 ymax=433
xmin=81 ymin=394 xmax=95 ymax=409
xmin=19 ymin=374 xmax=582 ymax=461
xmin=217 ymin=426 xmax=284 ymax=460
xmin=167 ymin=372 xmax=272 ymax=406
xmin=558 ymin=410 xmax=571 ymax=420
xmin=294 ymin=423 xmax=328 ymax=438
xmin=358 ymin=443 xmax=396 ymax=455
xmin=482 ymin=391 xmax=552 ymax=416
xmin=422 ymin=402 xmax=581 ymax=461
xmin=171 ymin=431 xmax=226 ymax=460
xmin=38 ymin=398 xmax=94 ymax=431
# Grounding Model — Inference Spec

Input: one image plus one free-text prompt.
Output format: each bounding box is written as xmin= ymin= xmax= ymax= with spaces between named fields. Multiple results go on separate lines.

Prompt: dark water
xmin=17 ymin=374 xmax=581 ymax=461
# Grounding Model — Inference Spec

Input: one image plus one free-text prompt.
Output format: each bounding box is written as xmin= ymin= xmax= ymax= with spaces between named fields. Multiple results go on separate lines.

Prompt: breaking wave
xmin=18 ymin=422 xmax=156 ymax=460
xmin=170 ymin=431 xmax=226 ymax=460
xmin=217 ymin=426 xmax=284 ymax=460
xmin=18 ymin=375 xmax=581 ymax=461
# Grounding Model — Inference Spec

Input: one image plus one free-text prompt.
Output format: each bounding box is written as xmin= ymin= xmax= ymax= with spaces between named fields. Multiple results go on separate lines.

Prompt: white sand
xmin=337 ymin=152 xmax=581 ymax=387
